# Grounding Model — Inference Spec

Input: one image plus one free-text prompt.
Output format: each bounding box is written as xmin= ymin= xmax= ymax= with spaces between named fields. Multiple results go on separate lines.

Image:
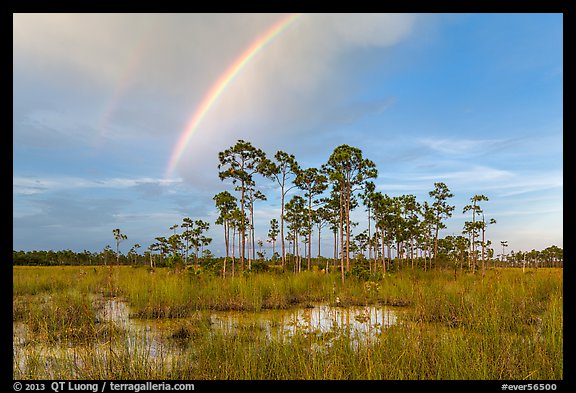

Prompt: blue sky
xmin=13 ymin=13 xmax=563 ymax=256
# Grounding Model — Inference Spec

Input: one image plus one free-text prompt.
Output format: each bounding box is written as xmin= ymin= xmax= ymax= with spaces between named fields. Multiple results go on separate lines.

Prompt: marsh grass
xmin=121 ymin=270 xmax=347 ymax=317
xmin=13 ymin=266 xmax=562 ymax=380
xmin=409 ymin=269 xmax=562 ymax=333
xmin=20 ymin=290 xmax=125 ymax=344
xmin=12 ymin=266 xmax=107 ymax=296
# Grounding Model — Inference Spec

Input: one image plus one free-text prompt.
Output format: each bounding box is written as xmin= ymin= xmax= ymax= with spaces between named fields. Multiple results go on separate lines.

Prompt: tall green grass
xmin=118 ymin=269 xmax=362 ymax=317
xmin=14 ymin=317 xmax=561 ymax=379
xmin=12 ymin=266 xmax=106 ymax=296
xmin=13 ymin=266 xmax=562 ymax=380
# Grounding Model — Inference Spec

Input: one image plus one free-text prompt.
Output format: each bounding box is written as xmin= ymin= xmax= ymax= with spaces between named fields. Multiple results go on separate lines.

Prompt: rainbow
xmin=165 ymin=13 xmax=302 ymax=177
xmin=96 ymin=43 xmax=149 ymax=147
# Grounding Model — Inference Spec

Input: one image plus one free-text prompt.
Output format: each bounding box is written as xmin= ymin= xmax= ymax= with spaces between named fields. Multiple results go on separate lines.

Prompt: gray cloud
xmin=13 ymin=14 xmax=561 ymax=254
xmin=14 ymin=13 xmax=424 ymax=179
xmin=13 ymin=192 xmax=130 ymax=251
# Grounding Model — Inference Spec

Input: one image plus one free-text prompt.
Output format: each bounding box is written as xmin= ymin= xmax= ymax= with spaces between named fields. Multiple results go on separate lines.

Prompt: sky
xmin=13 ymin=13 xmax=563 ymax=257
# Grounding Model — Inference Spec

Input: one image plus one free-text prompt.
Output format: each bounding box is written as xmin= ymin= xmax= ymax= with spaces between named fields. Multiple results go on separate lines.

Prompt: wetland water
xmin=101 ymin=297 xmax=401 ymax=343
xmin=210 ymin=303 xmax=398 ymax=340
xmin=13 ymin=296 xmax=402 ymax=377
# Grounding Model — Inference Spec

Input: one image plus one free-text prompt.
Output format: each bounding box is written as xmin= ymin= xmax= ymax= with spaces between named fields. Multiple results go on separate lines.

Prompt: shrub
xmin=250 ymin=261 xmax=269 ymax=273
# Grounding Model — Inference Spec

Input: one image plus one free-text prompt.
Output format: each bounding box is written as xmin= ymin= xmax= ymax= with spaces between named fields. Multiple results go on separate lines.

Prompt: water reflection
xmin=13 ymin=297 xmax=402 ymax=377
xmin=210 ymin=304 xmax=398 ymax=341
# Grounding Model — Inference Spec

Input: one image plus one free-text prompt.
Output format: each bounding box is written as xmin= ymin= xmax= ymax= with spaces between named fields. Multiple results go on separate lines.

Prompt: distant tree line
xmin=12 ymin=248 xmax=131 ymax=266
xmin=11 ymin=244 xmax=563 ymax=269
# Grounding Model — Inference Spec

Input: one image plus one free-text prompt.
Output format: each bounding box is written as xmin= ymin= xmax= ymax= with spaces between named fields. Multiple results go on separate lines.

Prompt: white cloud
xmin=13 ymin=175 xmax=184 ymax=195
xmin=13 ymin=13 xmax=419 ymax=95
xmin=380 ymin=165 xmax=514 ymax=185
xmin=488 ymin=174 xmax=563 ymax=197
xmin=14 ymin=13 xmax=425 ymax=179
xmin=418 ymin=137 xmax=510 ymax=155
xmin=375 ymin=183 xmax=429 ymax=193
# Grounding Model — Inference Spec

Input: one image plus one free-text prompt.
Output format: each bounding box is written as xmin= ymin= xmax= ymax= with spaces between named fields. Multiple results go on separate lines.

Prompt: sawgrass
xmin=13 ymin=266 xmax=562 ymax=380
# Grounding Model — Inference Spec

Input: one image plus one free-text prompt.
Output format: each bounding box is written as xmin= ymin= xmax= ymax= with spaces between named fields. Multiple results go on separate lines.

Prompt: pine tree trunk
xmin=333 ymin=229 xmax=337 ymax=272
xmin=240 ymin=183 xmax=245 ymax=271
xmin=339 ymin=188 xmax=345 ymax=283
xmin=481 ymin=227 xmax=485 ymax=277
xmin=223 ymin=222 xmax=228 ymax=277
xmin=381 ymin=227 xmax=386 ymax=275
xmin=251 ymin=196 xmax=255 ymax=268
xmin=231 ymin=226 xmax=236 ymax=277
xmin=423 ymin=235 xmax=428 ymax=272
xmin=280 ymin=187 xmax=286 ymax=272
xmin=433 ymin=220 xmax=440 ymax=268
xmin=367 ymin=207 xmax=372 ymax=273
xmin=318 ymin=226 xmax=321 ymax=259
xmin=411 ymin=237 xmax=414 ymax=270
xmin=345 ymin=185 xmax=351 ymax=272
xmin=308 ymin=196 xmax=312 ymax=271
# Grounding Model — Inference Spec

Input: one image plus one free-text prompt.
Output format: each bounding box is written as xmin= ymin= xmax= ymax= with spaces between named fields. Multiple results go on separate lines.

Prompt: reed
xmin=13 ymin=266 xmax=562 ymax=380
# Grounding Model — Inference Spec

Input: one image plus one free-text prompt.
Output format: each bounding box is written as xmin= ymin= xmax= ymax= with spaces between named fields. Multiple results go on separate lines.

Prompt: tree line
xmin=12 ymin=244 xmax=563 ymax=270
xmin=12 ymin=140 xmax=564 ymax=278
